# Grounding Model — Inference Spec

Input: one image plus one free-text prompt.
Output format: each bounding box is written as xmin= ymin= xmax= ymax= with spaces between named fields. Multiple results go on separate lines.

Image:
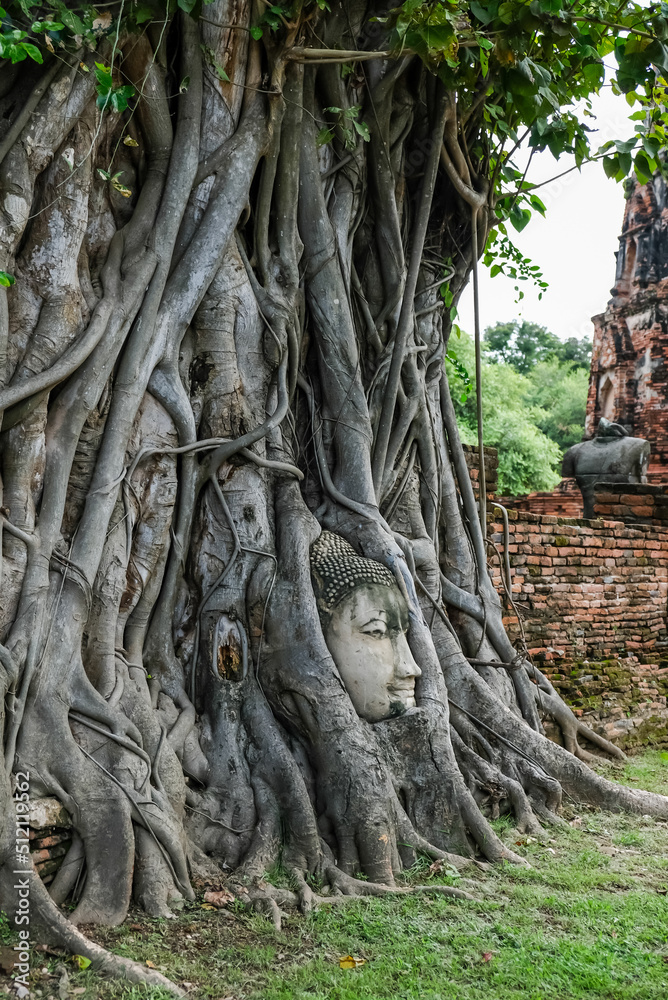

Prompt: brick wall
xmin=489 ymin=509 xmax=668 ymax=748
xmin=462 ymin=444 xmax=498 ymax=501
xmin=592 ymin=482 xmax=668 ymax=526
xmin=28 ymin=797 xmax=73 ymax=885
xmin=497 ymin=477 xmax=583 ymax=519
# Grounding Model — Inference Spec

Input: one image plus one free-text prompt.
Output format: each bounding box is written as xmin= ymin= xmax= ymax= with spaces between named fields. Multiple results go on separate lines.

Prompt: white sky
xmin=458 ymin=84 xmax=635 ymax=343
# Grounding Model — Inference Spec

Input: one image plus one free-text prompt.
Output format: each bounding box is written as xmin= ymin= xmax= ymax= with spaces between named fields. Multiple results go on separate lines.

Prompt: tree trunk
xmin=0 ymin=2 xmax=665 ymax=991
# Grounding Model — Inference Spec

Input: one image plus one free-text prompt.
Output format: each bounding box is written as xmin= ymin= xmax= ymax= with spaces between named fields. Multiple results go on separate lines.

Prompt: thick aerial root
xmin=527 ymin=666 xmax=626 ymax=763
xmin=324 ymin=863 xmax=475 ymax=904
xmin=48 ymin=832 xmax=85 ymax=906
xmin=0 ymin=867 xmax=184 ymax=997
xmin=445 ymin=661 xmax=668 ymax=820
xmin=451 ymin=729 xmax=543 ymax=835
xmin=374 ymin=707 xmax=527 ymax=866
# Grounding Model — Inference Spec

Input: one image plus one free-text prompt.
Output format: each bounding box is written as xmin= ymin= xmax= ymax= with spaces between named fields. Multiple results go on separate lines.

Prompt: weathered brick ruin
xmin=471 ymin=174 xmax=668 ymax=752
xmin=489 ymin=501 xmax=668 ymax=750
xmin=586 ymin=173 xmax=668 ymax=473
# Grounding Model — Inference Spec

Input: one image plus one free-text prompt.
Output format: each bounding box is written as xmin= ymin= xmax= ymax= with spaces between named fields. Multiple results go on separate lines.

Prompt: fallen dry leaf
xmin=146 ymin=960 xmax=157 ymax=969
xmin=482 ymin=951 xmax=494 ymax=962
xmin=92 ymin=11 xmax=112 ymax=30
xmin=657 ymin=888 xmax=667 ymax=895
xmin=204 ymin=889 xmax=235 ymax=908
xmin=339 ymin=954 xmax=366 ymax=969
xmin=569 ymin=817 xmax=583 ymax=828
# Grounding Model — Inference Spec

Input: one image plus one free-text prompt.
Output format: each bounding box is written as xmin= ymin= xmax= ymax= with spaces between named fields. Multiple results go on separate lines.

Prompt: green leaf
xmin=110 ymin=87 xmax=134 ymax=113
xmin=31 ymin=19 xmax=63 ymax=31
xmin=603 ymin=155 xmax=619 ymax=179
xmin=353 ymin=119 xmax=370 ymax=141
xmin=133 ymin=5 xmax=156 ymax=24
xmin=18 ymin=40 xmax=42 ymax=63
xmin=440 ymin=285 xmax=454 ymax=306
xmin=58 ymin=8 xmax=85 ymax=34
xmin=250 ymin=24 xmax=263 ymax=40
xmin=509 ymin=204 xmax=531 ymax=233
xmin=0 ymin=270 xmax=15 ymax=287
xmin=470 ymin=1 xmax=494 ymax=24
xmin=95 ymin=63 xmax=113 ymax=88
xmin=634 ymin=151 xmax=652 ymax=185
xmin=317 ymin=127 xmax=334 ymax=146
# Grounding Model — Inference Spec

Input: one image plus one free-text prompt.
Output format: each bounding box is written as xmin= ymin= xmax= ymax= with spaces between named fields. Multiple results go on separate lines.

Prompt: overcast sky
xmin=457 ymin=84 xmax=635 ymax=343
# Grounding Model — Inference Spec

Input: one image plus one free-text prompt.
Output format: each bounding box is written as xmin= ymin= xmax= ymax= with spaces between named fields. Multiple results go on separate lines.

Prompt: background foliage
xmin=446 ymin=321 xmax=591 ymax=494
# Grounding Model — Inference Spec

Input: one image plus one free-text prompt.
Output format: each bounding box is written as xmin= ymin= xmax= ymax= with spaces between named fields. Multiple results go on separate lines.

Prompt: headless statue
xmin=562 ymin=418 xmax=651 ymax=518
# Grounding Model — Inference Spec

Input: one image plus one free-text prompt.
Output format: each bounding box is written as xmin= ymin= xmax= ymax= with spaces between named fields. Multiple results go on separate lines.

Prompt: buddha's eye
xmin=361 ymin=620 xmax=388 ymax=639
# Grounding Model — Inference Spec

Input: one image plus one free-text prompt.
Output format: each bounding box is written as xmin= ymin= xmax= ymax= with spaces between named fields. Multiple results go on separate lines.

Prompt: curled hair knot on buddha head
xmin=310 ymin=530 xmax=396 ymax=620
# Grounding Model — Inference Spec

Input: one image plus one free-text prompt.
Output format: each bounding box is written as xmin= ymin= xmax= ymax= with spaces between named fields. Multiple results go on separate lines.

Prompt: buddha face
xmin=323 ymin=583 xmax=422 ymax=723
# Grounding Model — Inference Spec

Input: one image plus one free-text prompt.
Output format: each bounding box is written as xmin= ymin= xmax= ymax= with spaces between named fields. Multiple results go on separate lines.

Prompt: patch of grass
xmin=0 ymin=910 xmax=14 ymax=944
xmin=599 ymin=748 xmax=668 ymax=796
xmin=8 ymin=750 xmax=668 ymax=1000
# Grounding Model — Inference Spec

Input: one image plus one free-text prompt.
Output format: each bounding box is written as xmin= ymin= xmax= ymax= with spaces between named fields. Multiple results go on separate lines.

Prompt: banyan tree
xmin=1 ymin=0 xmax=668 ymax=991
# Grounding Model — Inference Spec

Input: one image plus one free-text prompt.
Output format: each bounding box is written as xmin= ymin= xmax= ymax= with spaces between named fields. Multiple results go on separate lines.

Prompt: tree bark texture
xmin=0 ymin=3 xmax=665 ymax=991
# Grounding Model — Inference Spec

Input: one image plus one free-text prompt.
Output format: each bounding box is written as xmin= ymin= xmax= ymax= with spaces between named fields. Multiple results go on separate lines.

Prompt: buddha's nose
xmin=394 ymin=631 xmax=421 ymax=678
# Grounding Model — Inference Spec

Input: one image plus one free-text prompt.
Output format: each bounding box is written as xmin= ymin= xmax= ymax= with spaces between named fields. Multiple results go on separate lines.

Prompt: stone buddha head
xmin=310 ymin=531 xmax=421 ymax=723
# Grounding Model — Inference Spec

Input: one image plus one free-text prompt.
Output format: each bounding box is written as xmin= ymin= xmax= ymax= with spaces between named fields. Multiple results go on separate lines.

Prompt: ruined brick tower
xmin=587 ymin=173 xmax=668 ymax=475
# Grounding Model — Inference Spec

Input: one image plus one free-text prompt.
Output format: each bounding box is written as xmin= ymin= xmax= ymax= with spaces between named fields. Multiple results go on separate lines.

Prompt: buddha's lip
xmin=389 ymin=683 xmax=416 ymax=694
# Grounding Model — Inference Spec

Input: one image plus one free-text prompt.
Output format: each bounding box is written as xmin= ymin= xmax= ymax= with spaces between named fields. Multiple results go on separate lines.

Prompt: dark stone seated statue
xmin=562 ymin=418 xmax=651 ymax=518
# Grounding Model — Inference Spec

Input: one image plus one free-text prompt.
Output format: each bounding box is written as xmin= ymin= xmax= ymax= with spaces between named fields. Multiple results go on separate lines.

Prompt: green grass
xmin=9 ymin=750 xmax=668 ymax=1000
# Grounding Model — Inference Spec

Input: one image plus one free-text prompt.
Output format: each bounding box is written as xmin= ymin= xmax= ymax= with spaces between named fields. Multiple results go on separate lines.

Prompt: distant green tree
xmin=446 ymin=333 xmax=562 ymax=495
xmin=525 ymin=359 xmax=590 ymax=450
xmin=484 ymin=320 xmax=591 ymax=374
xmin=556 ymin=337 xmax=592 ymax=369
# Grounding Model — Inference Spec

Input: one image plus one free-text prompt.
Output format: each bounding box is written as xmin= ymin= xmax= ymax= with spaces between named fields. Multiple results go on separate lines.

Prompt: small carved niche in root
xmin=213 ymin=615 xmax=247 ymax=684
